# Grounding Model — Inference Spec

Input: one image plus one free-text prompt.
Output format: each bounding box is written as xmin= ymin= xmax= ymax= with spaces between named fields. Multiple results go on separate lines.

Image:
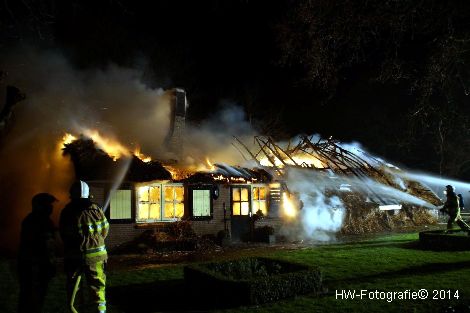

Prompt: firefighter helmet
xmin=69 ymin=180 xmax=90 ymax=199
xmin=445 ymin=185 xmax=455 ymax=192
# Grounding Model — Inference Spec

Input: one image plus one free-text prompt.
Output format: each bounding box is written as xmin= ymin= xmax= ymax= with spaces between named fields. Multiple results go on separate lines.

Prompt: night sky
xmin=2 ymin=0 xmax=470 ymax=179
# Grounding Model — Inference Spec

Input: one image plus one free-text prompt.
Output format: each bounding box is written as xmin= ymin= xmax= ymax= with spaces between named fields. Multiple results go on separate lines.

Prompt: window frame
xmin=189 ymin=185 xmax=213 ymax=220
xmin=135 ymin=182 xmax=184 ymax=223
xmin=230 ymin=185 xmax=251 ymax=216
xmin=251 ymin=184 xmax=269 ymax=217
xmin=108 ymin=189 xmax=133 ymax=222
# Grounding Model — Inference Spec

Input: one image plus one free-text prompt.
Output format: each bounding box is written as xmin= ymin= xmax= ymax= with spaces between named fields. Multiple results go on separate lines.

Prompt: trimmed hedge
xmin=184 ymin=257 xmax=322 ymax=306
xmin=419 ymin=230 xmax=470 ymax=251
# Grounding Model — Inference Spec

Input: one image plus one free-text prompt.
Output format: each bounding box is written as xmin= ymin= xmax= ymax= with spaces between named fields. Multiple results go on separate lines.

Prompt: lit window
xmin=110 ymin=190 xmax=132 ymax=220
xmin=164 ymin=186 xmax=184 ymax=219
xmin=252 ymin=186 xmax=268 ymax=216
xmin=136 ymin=184 xmax=184 ymax=222
xmin=137 ymin=186 xmax=161 ymax=221
xmin=192 ymin=189 xmax=211 ymax=218
xmin=232 ymin=187 xmax=250 ymax=216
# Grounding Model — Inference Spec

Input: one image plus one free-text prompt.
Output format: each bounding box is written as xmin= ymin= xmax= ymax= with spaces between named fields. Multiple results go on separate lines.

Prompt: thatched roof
xmin=63 ymin=137 xmax=171 ymax=182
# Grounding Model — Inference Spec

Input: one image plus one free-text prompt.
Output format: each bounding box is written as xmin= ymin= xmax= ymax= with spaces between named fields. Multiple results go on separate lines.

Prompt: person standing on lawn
xmin=18 ymin=193 xmax=58 ymax=313
xmin=60 ymin=180 xmax=109 ymax=313
xmin=441 ymin=185 xmax=470 ymax=233
xmin=457 ymin=194 xmax=465 ymax=212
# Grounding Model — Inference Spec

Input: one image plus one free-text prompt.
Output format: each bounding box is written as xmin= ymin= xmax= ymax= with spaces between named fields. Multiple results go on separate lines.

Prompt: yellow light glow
xmin=138 ymin=186 xmax=149 ymax=202
xmin=282 ymin=193 xmax=297 ymax=218
xmin=62 ymin=133 xmax=78 ymax=145
xmin=290 ymin=155 xmax=326 ymax=168
xmin=205 ymin=157 xmax=215 ymax=171
xmin=259 ymin=153 xmax=326 ymax=169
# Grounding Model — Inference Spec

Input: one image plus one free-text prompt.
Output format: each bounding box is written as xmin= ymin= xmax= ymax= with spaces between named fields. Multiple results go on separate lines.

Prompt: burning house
xmin=59 ymin=88 xmax=442 ymax=248
xmin=61 ymin=89 xmax=283 ymax=247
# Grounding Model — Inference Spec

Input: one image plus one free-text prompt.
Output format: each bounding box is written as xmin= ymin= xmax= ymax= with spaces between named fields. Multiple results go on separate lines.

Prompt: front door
xmin=230 ymin=186 xmax=251 ymax=241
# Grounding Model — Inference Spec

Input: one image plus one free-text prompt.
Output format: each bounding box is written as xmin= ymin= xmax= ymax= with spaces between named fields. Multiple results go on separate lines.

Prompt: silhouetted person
xmin=18 ymin=193 xmax=58 ymax=313
xmin=458 ymin=194 xmax=465 ymax=211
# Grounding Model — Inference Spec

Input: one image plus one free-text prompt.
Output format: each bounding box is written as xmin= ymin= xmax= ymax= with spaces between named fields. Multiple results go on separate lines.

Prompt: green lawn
xmin=1 ymin=232 xmax=470 ymax=312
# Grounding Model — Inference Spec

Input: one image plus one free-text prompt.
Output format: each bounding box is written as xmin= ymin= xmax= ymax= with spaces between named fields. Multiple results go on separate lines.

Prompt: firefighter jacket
xmin=443 ymin=192 xmax=460 ymax=217
xmin=60 ymin=199 xmax=109 ymax=264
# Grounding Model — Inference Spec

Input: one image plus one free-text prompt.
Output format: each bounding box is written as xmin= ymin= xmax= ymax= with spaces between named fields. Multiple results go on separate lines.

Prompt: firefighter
xmin=59 ymin=180 xmax=109 ymax=313
xmin=457 ymin=194 xmax=465 ymax=211
xmin=18 ymin=192 xmax=58 ymax=313
xmin=441 ymin=185 xmax=470 ymax=232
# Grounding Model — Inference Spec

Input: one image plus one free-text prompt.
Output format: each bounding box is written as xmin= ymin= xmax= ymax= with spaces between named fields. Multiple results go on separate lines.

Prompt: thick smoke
xmin=279 ymin=139 xmax=441 ymax=242
xmin=284 ymin=168 xmax=345 ymax=241
xmin=0 ymin=47 xmax=171 ymax=252
xmin=182 ymin=102 xmax=258 ymax=167
xmin=0 ymin=47 xmax=260 ymax=252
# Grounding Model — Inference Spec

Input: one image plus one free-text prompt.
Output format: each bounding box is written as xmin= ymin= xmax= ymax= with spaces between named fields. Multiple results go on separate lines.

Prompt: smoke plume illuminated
xmin=182 ymin=102 xmax=258 ymax=168
xmin=0 ymin=47 xmax=171 ymax=252
xmin=284 ymin=168 xmax=345 ymax=241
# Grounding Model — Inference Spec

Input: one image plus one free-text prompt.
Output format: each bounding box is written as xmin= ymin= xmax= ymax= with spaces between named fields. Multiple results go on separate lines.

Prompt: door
xmin=230 ymin=186 xmax=251 ymax=241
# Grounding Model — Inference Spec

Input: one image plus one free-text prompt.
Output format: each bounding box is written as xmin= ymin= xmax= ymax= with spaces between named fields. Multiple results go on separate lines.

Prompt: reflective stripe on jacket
xmin=60 ymin=199 xmax=109 ymax=264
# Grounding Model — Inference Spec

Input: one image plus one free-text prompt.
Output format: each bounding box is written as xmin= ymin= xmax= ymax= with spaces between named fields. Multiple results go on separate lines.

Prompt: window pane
xmin=253 ymin=201 xmax=260 ymax=214
xmin=164 ymin=186 xmax=174 ymax=201
xmin=233 ymin=202 xmax=241 ymax=215
xmin=138 ymin=187 xmax=149 ymax=202
xmin=149 ymin=203 xmax=160 ymax=219
xmin=175 ymin=186 xmax=184 ymax=202
xmin=253 ymin=187 xmax=259 ymax=200
xmin=164 ymin=203 xmax=175 ymax=218
xmin=193 ymin=190 xmax=211 ymax=217
xmin=241 ymin=188 xmax=249 ymax=201
xmin=149 ymin=186 xmax=160 ymax=203
xmin=110 ymin=190 xmax=131 ymax=219
xmin=138 ymin=203 xmax=149 ymax=219
xmin=260 ymin=201 xmax=267 ymax=216
xmin=259 ymin=187 xmax=267 ymax=200
xmin=241 ymin=202 xmax=249 ymax=215
xmin=175 ymin=203 xmax=184 ymax=218
xmin=232 ymin=188 xmax=240 ymax=201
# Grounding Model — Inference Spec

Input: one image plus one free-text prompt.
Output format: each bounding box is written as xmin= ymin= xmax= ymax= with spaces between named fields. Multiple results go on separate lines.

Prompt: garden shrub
xmin=184 ymin=257 xmax=322 ymax=305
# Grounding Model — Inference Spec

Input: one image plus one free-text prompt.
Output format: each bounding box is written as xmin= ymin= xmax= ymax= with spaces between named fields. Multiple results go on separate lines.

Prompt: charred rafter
xmin=233 ymin=135 xmax=400 ymax=204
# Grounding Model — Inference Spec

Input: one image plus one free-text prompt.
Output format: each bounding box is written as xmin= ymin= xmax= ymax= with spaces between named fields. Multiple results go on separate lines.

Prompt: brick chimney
xmin=165 ymin=88 xmax=187 ymax=159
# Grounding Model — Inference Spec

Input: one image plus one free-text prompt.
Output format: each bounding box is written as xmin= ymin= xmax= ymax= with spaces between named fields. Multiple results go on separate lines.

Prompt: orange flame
xmin=133 ymin=147 xmax=152 ymax=163
xmin=61 ymin=130 xmax=154 ymax=163
xmin=62 ymin=133 xmax=78 ymax=145
xmin=80 ymin=129 xmax=130 ymax=161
